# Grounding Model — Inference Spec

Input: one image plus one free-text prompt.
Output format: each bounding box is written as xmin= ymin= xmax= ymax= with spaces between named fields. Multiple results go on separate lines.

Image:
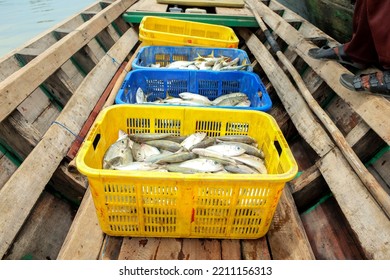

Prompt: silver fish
xmin=165 ymin=164 xmax=200 ymax=174
xmin=191 ymin=148 xmax=237 ymax=164
xmin=103 ymin=133 xmax=133 ymax=169
xmin=216 ymin=141 xmax=265 ymax=159
xmin=166 ymin=61 xmax=195 ymax=69
xmin=144 ymin=150 xmax=173 ymax=163
xmin=178 ymin=158 xmax=224 ymax=173
xmin=189 ymin=137 xmax=217 ymax=149
xmin=224 ymin=164 xmax=259 ymax=174
xmin=220 ymin=65 xmax=249 ymax=71
xmin=136 ymin=87 xmax=146 ymax=103
xmin=232 ymin=154 xmax=268 ymax=174
xmin=216 ymin=135 xmax=256 ymax=144
xmin=179 ymin=92 xmax=212 ymax=105
xmin=214 ymin=95 xmax=248 ymax=106
xmin=145 ymin=139 xmax=182 ymax=152
xmin=132 ymin=142 xmax=160 ymax=162
xmin=129 ymin=133 xmax=174 ymax=142
xmin=212 ymin=92 xmax=247 ymax=105
xmin=181 ymin=132 xmax=207 ymax=150
xmin=222 ymin=57 xmax=240 ymax=67
xmin=205 ymin=143 xmax=246 ymax=157
xmin=113 ymin=161 xmax=160 ymax=171
xmin=154 ymin=151 xmax=197 ymax=164
xmin=163 ymin=98 xmax=211 ymax=106
xmin=235 ymin=99 xmax=251 ymax=107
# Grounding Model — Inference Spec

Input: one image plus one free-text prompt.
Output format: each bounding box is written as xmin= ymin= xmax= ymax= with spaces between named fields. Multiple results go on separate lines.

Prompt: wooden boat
xmin=1 ymin=0 xmax=389 ymax=260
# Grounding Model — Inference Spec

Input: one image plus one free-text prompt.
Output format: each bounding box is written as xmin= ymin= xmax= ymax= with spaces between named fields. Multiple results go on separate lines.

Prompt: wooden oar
xmin=245 ymin=0 xmax=390 ymax=219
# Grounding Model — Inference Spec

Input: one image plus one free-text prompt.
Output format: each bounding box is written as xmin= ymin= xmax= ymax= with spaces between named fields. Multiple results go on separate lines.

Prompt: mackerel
xmin=216 ymin=135 xmax=256 ymax=144
xmin=212 ymin=92 xmax=247 ymax=105
xmin=232 ymin=154 xmax=268 ymax=174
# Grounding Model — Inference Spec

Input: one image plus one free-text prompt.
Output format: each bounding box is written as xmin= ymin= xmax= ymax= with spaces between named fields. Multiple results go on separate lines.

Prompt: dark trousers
xmin=345 ymin=0 xmax=390 ymax=69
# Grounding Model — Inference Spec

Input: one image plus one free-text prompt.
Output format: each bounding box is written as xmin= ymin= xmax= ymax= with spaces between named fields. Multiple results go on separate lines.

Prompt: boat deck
xmin=0 ymin=0 xmax=389 ymax=260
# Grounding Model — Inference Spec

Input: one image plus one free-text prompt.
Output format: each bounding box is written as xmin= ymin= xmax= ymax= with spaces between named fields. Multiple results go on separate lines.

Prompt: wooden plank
xmin=0 ymin=155 xmax=17 ymax=190
xmin=0 ymin=27 xmax=139 ymax=259
xmin=267 ymin=186 xmax=315 ymax=260
xmin=221 ymin=240 xmax=241 ymax=260
xmin=345 ymin=122 xmax=371 ymax=147
xmin=0 ymin=111 xmax=40 ymax=158
xmin=157 ymin=0 xmax=244 ymax=8
xmin=0 ymin=0 xmax=139 ymax=123
xmin=82 ymin=13 xmax=116 ymax=51
xmin=129 ymin=0 xmax=167 ymax=12
xmin=254 ymin=0 xmax=390 ymax=145
xmin=54 ymin=30 xmax=97 ymax=74
xmin=239 ymin=28 xmax=335 ymax=157
xmin=301 ymin=196 xmax=365 ymax=260
xmin=181 ymin=239 xmax=221 ymax=260
xmin=326 ymin=96 xmax=363 ymax=135
xmin=318 ymin=148 xmax=390 ymax=259
xmin=371 ymin=150 xmax=390 ymax=187
xmin=120 ymin=238 xmax=222 ymax=260
xmin=3 ymin=191 xmax=74 ymax=260
xmin=99 ymin=236 xmax=123 ymax=260
xmin=241 ymin=238 xmax=271 ymax=260
xmin=57 ymin=189 xmax=104 ymax=260
xmin=50 ymin=164 xmax=88 ymax=204
xmin=118 ymin=237 xmax=163 ymax=260
xmin=216 ymin=6 xmax=252 ymax=16
xmin=66 ymin=62 xmax=127 ymax=160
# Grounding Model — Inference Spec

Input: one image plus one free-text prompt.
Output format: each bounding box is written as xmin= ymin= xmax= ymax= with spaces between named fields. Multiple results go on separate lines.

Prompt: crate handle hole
xmin=93 ymin=134 xmax=101 ymax=150
xmin=274 ymin=140 xmax=282 ymax=156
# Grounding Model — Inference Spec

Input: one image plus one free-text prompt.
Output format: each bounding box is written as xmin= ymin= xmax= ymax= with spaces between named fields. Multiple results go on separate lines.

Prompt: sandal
xmin=308 ymin=44 xmax=366 ymax=70
xmin=340 ymin=71 xmax=390 ymax=97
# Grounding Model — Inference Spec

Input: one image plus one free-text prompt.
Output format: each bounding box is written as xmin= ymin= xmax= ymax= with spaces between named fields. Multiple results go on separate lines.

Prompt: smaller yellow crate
xmin=139 ymin=16 xmax=239 ymax=48
xmin=76 ymin=105 xmax=298 ymax=239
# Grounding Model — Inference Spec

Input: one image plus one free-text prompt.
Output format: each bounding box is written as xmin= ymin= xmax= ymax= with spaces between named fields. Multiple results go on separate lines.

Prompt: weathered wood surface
xmin=318 ymin=149 xmax=390 ymax=259
xmin=0 ymin=0 xmax=138 ymax=123
xmin=57 ymin=189 xmax=104 ymax=260
xmin=267 ymin=186 xmax=315 ymax=260
xmin=3 ymin=191 xmax=75 ymax=260
xmin=301 ymin=196 xmax=365 ymax=260
xmin=129 ymin=0 xmax=167 ymax=12
xmin=0 ymin=27 xmax=139 ymax=259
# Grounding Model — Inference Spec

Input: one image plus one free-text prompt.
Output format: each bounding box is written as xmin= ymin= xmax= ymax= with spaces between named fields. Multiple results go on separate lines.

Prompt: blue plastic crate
xmin=115 ymin=69 xmax=272 ymax=112
xmin=132 ymin=46 xmax=253 ymax=72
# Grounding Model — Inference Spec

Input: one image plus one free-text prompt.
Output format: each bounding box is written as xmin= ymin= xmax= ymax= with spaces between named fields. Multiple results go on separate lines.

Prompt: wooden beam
xmin=0 ymin=0 xmax=139 ymax=123
xmin=254 ymin=0 xmax=390 ymax=145
xmin=0 ymin=27 xmax=139 ymax=259
xmin=238 ymin=28 xmax=335 ymax=157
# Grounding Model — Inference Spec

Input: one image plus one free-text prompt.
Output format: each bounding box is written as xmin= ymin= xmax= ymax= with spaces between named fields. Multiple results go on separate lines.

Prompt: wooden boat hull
xmin=0 ymin=0 xmax=389 ymax=260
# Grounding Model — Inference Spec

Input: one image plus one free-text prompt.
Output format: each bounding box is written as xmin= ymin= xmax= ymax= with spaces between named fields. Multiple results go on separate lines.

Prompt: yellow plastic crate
xmin=139 ymin=16 xmax=239 ymax=48
xmin=76 ymin=105 xmax=298 ymax=239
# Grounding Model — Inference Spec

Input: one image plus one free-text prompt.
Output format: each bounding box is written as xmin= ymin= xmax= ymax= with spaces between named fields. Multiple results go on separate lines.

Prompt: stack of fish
xmin=136 ymin=88 xmax=251 ymax=107
xmin=103 ymin=130 xmax=267 ymax=174
xmin=149 ymin=51 xmax=249 ymax=71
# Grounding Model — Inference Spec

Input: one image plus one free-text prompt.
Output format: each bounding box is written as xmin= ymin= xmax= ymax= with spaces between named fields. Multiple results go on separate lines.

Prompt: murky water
xmin=0 ymin=0 xmax=96 ymax=57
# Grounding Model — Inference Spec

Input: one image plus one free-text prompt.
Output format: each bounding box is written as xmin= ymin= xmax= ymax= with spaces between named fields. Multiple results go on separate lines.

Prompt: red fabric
xmin=344 ymin=0 xmax=390 ymax=69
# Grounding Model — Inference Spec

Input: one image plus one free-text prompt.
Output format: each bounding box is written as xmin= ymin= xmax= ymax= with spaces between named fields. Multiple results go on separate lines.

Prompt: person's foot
xmin=308 ymin=44 xmax=366 ymax=70
xmin=340 ymin=70 xmax=390 ymax=97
